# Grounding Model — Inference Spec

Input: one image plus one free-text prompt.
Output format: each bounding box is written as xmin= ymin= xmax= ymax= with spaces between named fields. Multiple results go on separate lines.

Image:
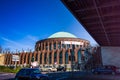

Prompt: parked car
xmin=15 ymin=68 xmax=49 ymax=80
xmin=57 ymin=66 xmax=66 ymax=72
xmin=40 ymin=66 xmax=57 ymax=72
xmin=92 ymin=65 xmax=117 ymax=75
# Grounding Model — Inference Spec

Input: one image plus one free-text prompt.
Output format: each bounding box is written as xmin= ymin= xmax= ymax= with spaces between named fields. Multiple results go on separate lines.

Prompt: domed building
xmin=35 ymin=32 xmax=90 ymax=69
xmin=4 ymin=31 xmax=93 ymax=70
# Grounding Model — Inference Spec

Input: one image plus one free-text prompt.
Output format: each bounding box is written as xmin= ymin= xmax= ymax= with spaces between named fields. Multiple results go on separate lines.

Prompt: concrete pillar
xmin=52 ymin=51 xmax=54 ymax=64
xmin=57 ymin=50 xmax=59 ymax=65
xmin=7 ymin=54 xmax=10 ymax=65
xmin=47 ymin=52 xmax=49 ymax=64
xmin=44 ymin=42 xmax=45 ymax=50
xmin=19 ymin=53 xmax=22 ymax=65
xmin=5 ymin=54 xmax=9 ymax=65
xmin=41 ymin=43 xmax=42 ymax=51
xmin=22 ymin=53 xmax=25 ymax=65
xmin=10 ymin=54 xmax=12 ymax=65
xmin=34 ymin=51 xmax=36 ymax=61
xmin=52 ymin=41 xmax=53 ymax=50
xmin=25 ymin=53 xmax=28 ymax=64
xmin=62 ymin=50 xmax=65 ymax=64
xmin=29 ymin=53 xmax=32 ymax=64
xmin=26 ymin=52 xmax=30 ymax=64
xmin=42 ymin=53 xmax=44 ymax=64
xmin=47 ymin=42 xmax=49 ymax=51
xmin=38 ymin=43 xmax=40 ymax=51
xmin=75 ymin=49 xmax=78 ymax=63
xmin=56 ymin=41 xmax=58 ymax=49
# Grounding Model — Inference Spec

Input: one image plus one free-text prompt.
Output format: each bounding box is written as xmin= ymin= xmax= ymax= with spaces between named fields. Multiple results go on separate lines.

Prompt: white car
xmin=41 ymin=66 xmax=57 ymax=72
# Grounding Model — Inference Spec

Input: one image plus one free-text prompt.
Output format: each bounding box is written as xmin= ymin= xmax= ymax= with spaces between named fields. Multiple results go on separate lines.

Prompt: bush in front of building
xmin=0 ymin=66 xmax=21 ymax=73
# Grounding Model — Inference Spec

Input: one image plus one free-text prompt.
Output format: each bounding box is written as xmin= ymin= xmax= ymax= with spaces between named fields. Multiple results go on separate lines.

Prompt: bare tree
xmin=4 ymin=48 xmax=10 ymax=53
xmin=0 ymin=45 xmax=2 ymax=53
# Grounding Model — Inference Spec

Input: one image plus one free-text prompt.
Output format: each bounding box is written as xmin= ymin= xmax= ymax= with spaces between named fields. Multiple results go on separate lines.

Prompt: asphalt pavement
xmin=1 ymin=71 xmax=120 ymax=80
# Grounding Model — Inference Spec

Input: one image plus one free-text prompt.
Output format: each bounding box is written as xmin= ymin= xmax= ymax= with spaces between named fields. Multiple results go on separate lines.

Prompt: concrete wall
xmin=101 ymin=47 xmax=120 ymax=67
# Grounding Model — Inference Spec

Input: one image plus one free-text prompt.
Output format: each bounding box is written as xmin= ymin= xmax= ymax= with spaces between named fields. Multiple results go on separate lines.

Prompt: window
xmin=44 ymin=53 xmax=47 ymax=64
xmin=78 ymin=50 xmax=81 ymax=64
xmin=67 ymin=44 xmax=70 ymax=49
xmin=59 ymin=52 xmax=62 ymax=64
xmin=49 ymin=43 xmax=52 ymax=50
xmin=46 ymin=43 xmax=48 ymax=50
xmin=35 ymin=53 xmax=38 ymax=61
xmin=62 ymin=44 xmax=65 ymax=48
xmin=31 ymin=69 xmax=41 ymax=74
xmin=65 ymin=52 xmax=69 ymax=64
xmin=58 ymin=43 xmax=61 ymax=49
xmin=54 ymin=43 xmax=56 ymax=49
xmin=28 ymin=54 xmax=30 ymax=64
xmin=40 ymin=53 xmax=42 ymax=64
xmin=72 ymin=45 xmax=75 ymax=49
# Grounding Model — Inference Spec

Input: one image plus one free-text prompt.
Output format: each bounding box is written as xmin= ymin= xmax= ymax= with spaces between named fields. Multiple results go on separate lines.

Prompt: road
xmin=47 ymin=71 xmax=120 ymax=80
xmin=0 ymin=72 xmax=15 ymax=80
xmin=1 ymin=71 xmax=120 ymax=80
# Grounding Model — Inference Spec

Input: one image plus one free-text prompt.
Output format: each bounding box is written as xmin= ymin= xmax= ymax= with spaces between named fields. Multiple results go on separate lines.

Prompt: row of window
xmin=36 ymin=43 xmax=85 ymax=51
xmin=6 ymin=50 xmax=89 ymax=65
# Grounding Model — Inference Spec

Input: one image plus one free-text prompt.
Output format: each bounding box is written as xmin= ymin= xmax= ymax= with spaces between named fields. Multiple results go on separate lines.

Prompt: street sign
xmin=12 ymin=55 xmax=19 ymax=61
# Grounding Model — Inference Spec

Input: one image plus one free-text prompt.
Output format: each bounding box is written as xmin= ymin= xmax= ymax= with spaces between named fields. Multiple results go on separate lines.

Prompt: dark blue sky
xmin=0 ymin=0 xmax=97 ymax=52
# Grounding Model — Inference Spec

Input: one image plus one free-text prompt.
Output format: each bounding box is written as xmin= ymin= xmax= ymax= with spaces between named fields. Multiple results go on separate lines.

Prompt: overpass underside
xmin=62 ymin=0 xmax=120 ymax=67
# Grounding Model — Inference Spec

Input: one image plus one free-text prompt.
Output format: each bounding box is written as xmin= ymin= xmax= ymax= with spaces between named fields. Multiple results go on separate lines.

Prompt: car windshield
xmin=31 ymin=69 xmax=41 ymax=74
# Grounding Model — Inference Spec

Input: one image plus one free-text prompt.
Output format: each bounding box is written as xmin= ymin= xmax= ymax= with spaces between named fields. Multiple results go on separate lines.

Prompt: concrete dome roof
xmin=48 ymin=32 xmax=77 ymax=38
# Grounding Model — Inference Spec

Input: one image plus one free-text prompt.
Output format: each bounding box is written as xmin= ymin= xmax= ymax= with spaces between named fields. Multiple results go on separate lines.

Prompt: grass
xmin=0 ymin=66 xmax=22 ymax=73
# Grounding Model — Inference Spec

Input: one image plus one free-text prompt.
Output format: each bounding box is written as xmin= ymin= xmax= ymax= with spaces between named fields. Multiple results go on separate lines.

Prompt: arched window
xmin=44 ymin=53 xmax=47 ymax=64
xmin=28 ymin=54 xmax=30 ymax=64
xmin=8 ymin=54 xmax=11 ymax=65
xmin=35 ymin=53 xmax=38 ymax=61
xmin=40 ymin=53 xmax=42 ymax=64
xmin=70 ymin=49 xmax=75 ymax=62
xmin=54 ymin=43 xmax=56 ymax=49
xmin=78 ymin=50 xmax=81 ymax=64
xmin=20 ymin=54 xmax=23 ymax=64
xmin=59 ymin=52 xmax=62 ymax=64
xmin=46 ymin=43 xmax=48 ymax=50
xmin=67 ymin=44 xmax=70 ymax=49
xmin=62 ymin=44 xmax=65 ymax=48
xmin=65 ymin=51 xmax=69 ymax=64
xmin=54 ymin=52 xmax=57 ymax=63
xmin=49 ymin=43 xmax=52 ymax=50
xmin=39 ymin=43 xmax=41 ymax=51
xmin=49 ymin=53 xmax=52 ymax=64
xmin=57 ymin=42 xmax=60 ymax=49
xmin=24 ymin=54 xmax=26 ymax=63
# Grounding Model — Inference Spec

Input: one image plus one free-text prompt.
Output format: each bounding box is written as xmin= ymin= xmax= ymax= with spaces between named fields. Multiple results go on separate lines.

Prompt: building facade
xmin=4 ymin=32 xmax=97 ymax=70
xmin=0 ymin=54 xmax=5 ymax=66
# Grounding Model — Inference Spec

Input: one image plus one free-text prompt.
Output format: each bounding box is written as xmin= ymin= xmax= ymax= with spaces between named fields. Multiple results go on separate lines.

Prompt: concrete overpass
xmin=62 ymin=0 xmax=120 ymax=67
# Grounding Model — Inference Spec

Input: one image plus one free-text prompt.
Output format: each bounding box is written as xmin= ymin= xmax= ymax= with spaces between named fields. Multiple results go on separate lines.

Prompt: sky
xmin=0 ymin=0 xmax=98 ymax=52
